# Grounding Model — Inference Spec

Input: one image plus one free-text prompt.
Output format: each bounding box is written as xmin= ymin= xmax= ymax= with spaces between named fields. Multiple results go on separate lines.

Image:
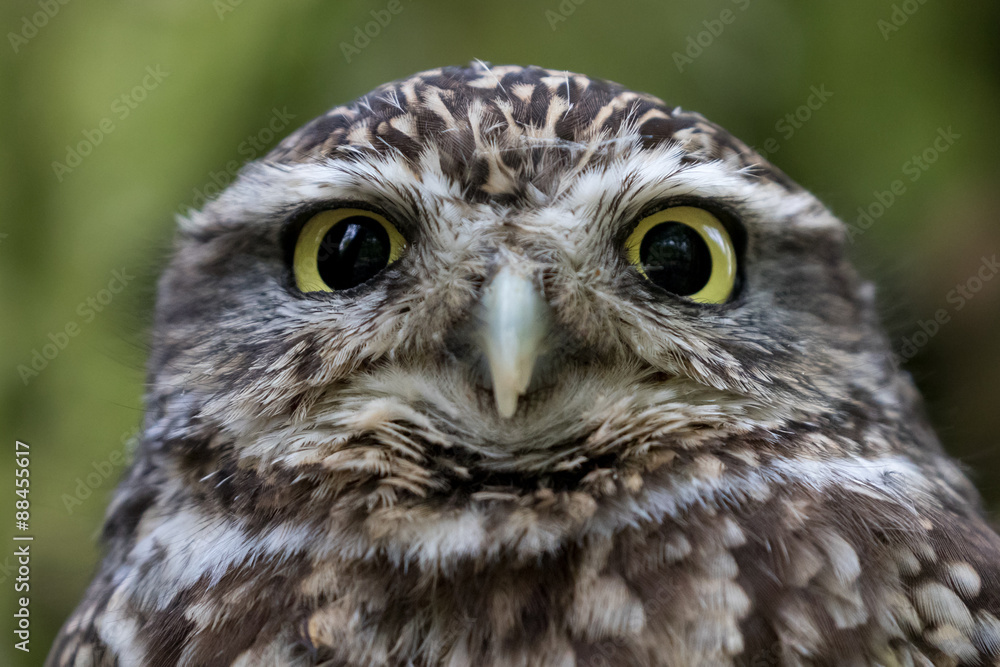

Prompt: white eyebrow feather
xmin=179 ymin=132 xmax=836 ymax=239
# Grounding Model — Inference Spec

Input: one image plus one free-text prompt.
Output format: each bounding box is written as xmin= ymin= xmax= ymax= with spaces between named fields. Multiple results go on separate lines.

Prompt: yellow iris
xmin=625 ymin=206 xmax=737 ymax=304
xmin=293 ymin=208 xmax=406 ymax=293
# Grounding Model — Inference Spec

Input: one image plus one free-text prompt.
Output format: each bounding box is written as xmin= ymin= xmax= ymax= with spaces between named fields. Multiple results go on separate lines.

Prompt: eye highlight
xmin=625 ymin=206 xmax=737 ymax=304
xmin=293 ymin=208 xmax=406 ymax=293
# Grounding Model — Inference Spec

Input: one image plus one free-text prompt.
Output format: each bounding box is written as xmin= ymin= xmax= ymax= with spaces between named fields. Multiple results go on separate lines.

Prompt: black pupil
xmin=639 ymin=222 xmax=712 ymax=296
xmin=316 ymin=216 xmax=391 ymax=289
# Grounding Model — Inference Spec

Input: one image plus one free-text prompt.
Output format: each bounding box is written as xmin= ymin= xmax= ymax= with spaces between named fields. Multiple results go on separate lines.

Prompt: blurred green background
xmin=1 ymin=0 xmax=998 ymax=663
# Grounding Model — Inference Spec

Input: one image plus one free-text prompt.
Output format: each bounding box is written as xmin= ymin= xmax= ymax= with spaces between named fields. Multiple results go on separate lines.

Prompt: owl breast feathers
xmin=49 ymin=63 xmax=1000 ymax=667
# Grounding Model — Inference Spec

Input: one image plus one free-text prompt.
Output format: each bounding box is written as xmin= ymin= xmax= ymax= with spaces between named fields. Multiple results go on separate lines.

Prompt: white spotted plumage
xmin=49 ymin=63 xmax=1000 ymax=667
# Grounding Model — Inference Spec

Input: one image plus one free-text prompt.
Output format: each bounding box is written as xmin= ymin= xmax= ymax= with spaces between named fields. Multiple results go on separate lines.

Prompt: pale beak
xmin=477 ymin=264 xmax=551 ymax=418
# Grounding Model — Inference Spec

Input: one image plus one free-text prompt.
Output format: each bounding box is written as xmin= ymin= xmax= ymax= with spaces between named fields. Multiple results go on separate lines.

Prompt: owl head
xmin=149 ymin=63 xmax=972 ymax=562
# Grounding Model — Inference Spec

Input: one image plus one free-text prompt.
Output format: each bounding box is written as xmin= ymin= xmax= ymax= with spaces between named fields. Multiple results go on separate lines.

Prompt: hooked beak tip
xmin=494 ymin=386 xmax=521 ymax=419
xmin=477 ymin=264 xmax=550 ymax=419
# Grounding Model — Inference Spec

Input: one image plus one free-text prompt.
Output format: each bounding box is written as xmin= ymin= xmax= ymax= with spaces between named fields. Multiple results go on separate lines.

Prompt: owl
xmin=48 ymin=63 xmax=1000 ymax=667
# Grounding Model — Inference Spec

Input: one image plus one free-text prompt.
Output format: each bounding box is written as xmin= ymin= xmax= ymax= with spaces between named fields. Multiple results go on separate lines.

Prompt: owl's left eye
xmin=625 ymin=206 xmax=737 ymax=304
xmin=293 ymin=208 xmax=406 ymax=293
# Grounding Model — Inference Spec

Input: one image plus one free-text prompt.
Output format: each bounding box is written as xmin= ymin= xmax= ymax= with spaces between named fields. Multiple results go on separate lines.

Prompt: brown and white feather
xmin=48 ymin=63 xmax=1000 ymax=667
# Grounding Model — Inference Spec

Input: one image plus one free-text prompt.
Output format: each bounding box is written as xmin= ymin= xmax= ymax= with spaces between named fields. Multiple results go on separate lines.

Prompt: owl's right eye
xmin=292 ymin=208 xmax=406 ymax=293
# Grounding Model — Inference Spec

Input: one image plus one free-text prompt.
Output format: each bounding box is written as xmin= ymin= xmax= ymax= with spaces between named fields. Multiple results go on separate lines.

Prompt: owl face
xmin=154 ymin=64 xmax=917 ymax=553
xmin=52 ymin=63 xmax=1000 ymax=667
